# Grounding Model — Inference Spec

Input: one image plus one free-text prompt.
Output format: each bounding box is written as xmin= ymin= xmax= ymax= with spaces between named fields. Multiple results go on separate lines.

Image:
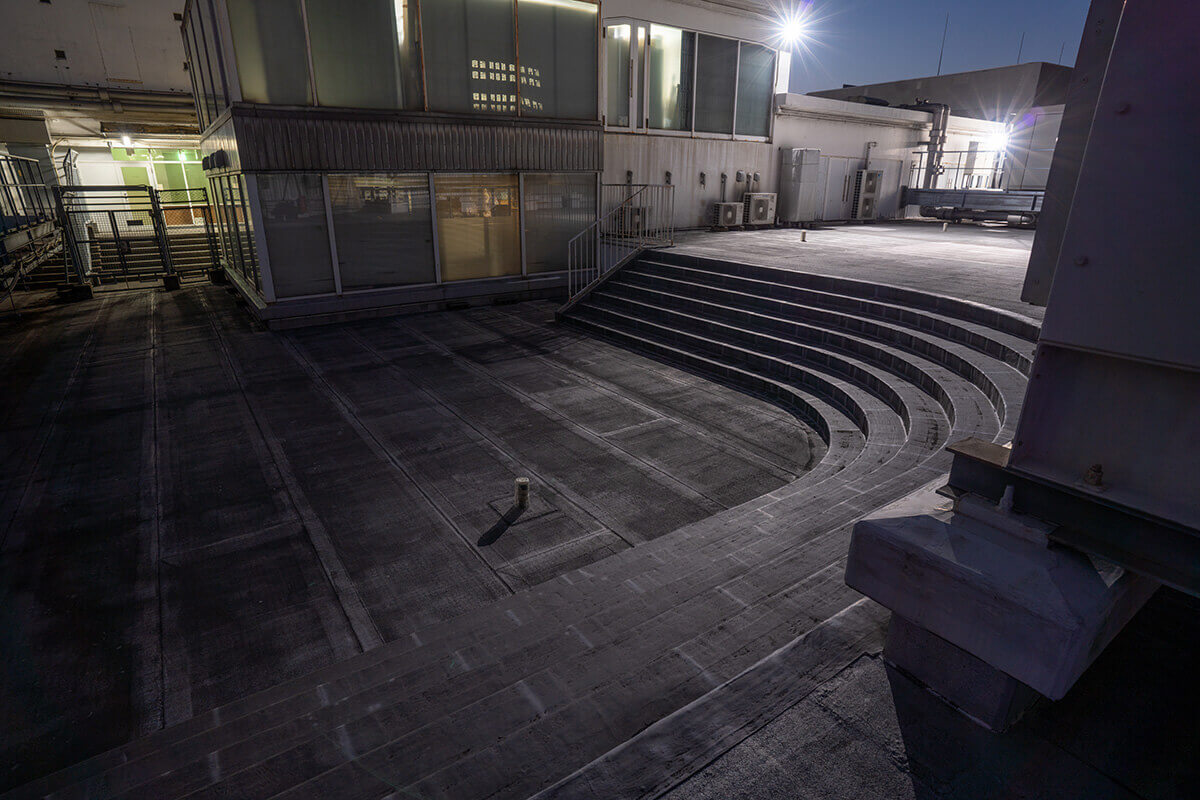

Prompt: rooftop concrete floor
xmin=0 ymin=222 xmax=1105 ymax=796
xmin=674 ymin=221 xmax=1044 ymax=320
xmin=0 ymin=287 xmax=821 ymax=791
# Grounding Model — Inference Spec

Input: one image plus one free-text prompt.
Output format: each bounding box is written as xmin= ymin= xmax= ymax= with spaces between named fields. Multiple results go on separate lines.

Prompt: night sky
xmin=785 ymin=0 xmax=1092 ymax=93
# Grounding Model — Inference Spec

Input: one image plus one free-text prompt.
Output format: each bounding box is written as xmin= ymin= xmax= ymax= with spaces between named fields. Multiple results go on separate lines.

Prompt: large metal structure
xmin=844 ymin=0 xmax=1200 ymax=733
xmin=1002 ymin=0 xmax=1200 ymax=591
xmin=1 ymin=152 xmax=60 ymax=302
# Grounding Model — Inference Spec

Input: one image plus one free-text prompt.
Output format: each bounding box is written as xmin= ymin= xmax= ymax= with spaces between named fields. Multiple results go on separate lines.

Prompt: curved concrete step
xmin=14 ymin=261 xmax=1038 ymax=800
xmin=629 ymin=259 xmax=1034 ymax=376
xmin=614 ymin=267 xmax=1027 ymax=431
xmin=595 ymin=281 xmax=1002 ymax=444
xmin=648 ymin=250 xmax=1041 ymax=345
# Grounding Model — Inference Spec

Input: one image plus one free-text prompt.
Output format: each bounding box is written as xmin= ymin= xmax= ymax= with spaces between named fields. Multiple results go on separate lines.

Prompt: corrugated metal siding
xmin=232 ymin=112 xmax=602 ymax=173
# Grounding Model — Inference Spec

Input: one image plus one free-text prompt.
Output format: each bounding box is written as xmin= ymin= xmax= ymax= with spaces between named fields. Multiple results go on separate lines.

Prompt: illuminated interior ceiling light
xmin=520 ymin=0 xmax=596 ymax=11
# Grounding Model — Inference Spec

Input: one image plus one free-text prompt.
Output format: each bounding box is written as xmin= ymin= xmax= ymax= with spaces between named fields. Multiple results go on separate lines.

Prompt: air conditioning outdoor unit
xmin=778 ymin=148 xmax=821 ymax=224
xmin=852 ymin=169 xmax=883 ymax=220
xmin=743 ymin=193 xmax=777 ymax=226
xmin=711 ymin=202 xmax=743 ymax=230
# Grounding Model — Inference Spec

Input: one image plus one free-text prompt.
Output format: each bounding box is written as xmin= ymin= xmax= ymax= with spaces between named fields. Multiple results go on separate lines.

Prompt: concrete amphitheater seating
xmin=7 ymin=252 xmax=1038 ymax=800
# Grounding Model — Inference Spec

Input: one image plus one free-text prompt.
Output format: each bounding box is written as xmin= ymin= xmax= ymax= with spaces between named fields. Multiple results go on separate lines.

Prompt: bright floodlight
xmin=986 ymin=131 xmax=1010 ymax=152
xmin=779 ymin=15 xmax=805 ymax=45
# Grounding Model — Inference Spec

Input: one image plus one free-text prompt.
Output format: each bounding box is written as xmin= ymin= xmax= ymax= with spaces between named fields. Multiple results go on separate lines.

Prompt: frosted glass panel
xmin=328 ymin=174 xmax=435 ymax=289
xmin=306 ymin=0 xmax=423 ymax=109
xmin=434 ymin=174 xmax=521 ymax=281
xmin=735 ymin=43 xmax=775 ymax=137
xmin=421 ymin=0 xmax=517 ymax=114
xmin=523 ymin=173 xmax=596 ymax=274
xmin=257 ymin=174 xmax=334 ymax=297
xmin=647 ymin=25 xmax=693 ymax=131
xmin=227 ymin=0 xmax=312 ymax=105
xmin=694 ymin=34 xmax=737 ymax=134
xmin=516 ymin=0 xmax=597 ymax=119
xmin=605 ymin=25 xmax=631 ymax=126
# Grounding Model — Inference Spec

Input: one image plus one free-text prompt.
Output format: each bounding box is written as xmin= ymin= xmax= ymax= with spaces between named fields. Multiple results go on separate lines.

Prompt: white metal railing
xmin=565 ymin=183 xmax=674 ymax=304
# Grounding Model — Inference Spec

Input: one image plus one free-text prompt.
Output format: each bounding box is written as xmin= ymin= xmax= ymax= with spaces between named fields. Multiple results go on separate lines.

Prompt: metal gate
xmin=54 ymin=185 xmax=220 ymax=288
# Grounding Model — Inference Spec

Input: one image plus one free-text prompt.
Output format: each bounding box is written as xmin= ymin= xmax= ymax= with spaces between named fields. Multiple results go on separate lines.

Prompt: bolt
xmin=1074 ymin=255 xmax=1089 ymax=266
xmin=1084 ymin=464 xmax=1104 ymax=487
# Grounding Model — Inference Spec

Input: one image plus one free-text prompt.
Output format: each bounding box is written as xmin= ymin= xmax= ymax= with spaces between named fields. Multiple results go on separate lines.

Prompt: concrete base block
xmin=163 ymin=274 xmax=181 ymax=291
xmin=846 ymin=492 xmax=1159 ymax=702
xmin=885 ymin=615 xmax=1043 ymax=731
xmin=208 ymin=268 xmax=228 ymax=285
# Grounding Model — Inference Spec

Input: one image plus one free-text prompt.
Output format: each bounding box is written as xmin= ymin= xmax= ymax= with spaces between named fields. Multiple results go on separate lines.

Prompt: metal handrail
xmin=564 ymin=183 xmax=674 ymax=308
xmin=1 ymin=154 xmax=55 ymax=238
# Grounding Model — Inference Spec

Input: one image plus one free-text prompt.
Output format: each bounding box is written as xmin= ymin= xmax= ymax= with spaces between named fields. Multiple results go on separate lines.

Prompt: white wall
xmin=0 ymin=0 xmax=190 ymax=93
xmin=603 ymin=92 xmax=1006 ymax=229
xmin=604 ymin=133 xmax=775 ymax=228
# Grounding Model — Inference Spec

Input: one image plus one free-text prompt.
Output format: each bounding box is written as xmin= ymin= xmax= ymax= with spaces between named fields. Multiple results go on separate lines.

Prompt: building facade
xmin=810 ymin=62 xmax=1070 ymax=191
xmin=183 ymin=0 xmax=605 ymax=324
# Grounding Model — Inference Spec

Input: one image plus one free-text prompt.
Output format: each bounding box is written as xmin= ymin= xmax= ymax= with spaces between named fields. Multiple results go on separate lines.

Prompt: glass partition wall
xmin=185 ymin=0 xmax=599 ymax=129
xmin=604 ymin=19 xmax=776 ymax=139
xmin=214 ymin=171 xmax=596 ymax=300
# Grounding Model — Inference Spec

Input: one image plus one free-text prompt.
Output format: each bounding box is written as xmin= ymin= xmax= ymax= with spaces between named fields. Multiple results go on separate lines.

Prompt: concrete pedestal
xmin=885 ymin=615 xmax=1043 ymax=731
xmin=163 ymin=274 xmax=181 ymax=291
xmin=846 ymin=488 xmax=1159 ymax=726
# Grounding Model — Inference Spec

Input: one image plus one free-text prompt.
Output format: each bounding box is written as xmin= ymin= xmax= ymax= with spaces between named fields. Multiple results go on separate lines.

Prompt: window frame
xmin=601 ymin=16 xmax=777 ymax=141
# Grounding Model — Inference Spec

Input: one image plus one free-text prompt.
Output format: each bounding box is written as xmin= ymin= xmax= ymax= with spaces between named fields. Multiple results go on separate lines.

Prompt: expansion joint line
xmin=393 ymin=318 xmax=727 ymax=513
xmin=276 ymin=332 xmax=516 ymax=596
xmin=349 ymin=324 xmax=637 ymax=551
xmin=195 ymin=292 xmax=383 ymax=652
xmin=0 ymin=294 xmax=111 ymax=549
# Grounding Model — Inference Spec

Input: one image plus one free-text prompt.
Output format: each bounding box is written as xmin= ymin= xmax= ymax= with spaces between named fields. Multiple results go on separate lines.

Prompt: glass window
xmin=194 ymin=0 xmax=228 ymax=120
xmin=434 ymin=174 xmax=521 ymax=281
xmin=233 ymin=176 xmax=261 ymax=290
xmin=647 ymin=25 xmax=693 ymax=131
xmin=516 ymin=0 xmax=597 ymax=119
xmin=305 ymin=0 xmax=423 ymax=109
xmin=213 ymin=176 xmax=244 ymax=279
xmin=257 ymin=174 xmax=334 ymax=297
xmin=694 ymin=34 xmax=737 ymax=134
xmin=184 ymin=5 xmax=210 ymax=127
xmin=605 ymin=24 xmax=630 ymax=126
xmin=226 ymin=0 xmax=313 ymax=105
xmin=181 ymin=26 xmax=207 ymax=131
xmin=328 ymin=174 xmax=435 ymax=289
xmin=421 ymin=0 xmax=517 ymax=114
xmin=522 ymin=173 xmax=596 ymax=274
xmin=735 ymin=43 xmax=775 ymax=137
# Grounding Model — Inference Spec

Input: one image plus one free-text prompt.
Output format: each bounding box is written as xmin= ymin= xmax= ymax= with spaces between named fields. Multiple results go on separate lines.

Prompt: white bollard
xmin=514 ymin=477 xmax=530 ymax=510
xmin=942 ymin=222 xmax=949 ymax=232
xmin=800 ymin=230 xmax=807 ymax=242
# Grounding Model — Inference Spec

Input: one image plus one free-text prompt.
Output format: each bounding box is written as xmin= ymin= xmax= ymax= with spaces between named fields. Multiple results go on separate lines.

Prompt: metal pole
xmin=937 ymin=14 xmax=949 ymax=75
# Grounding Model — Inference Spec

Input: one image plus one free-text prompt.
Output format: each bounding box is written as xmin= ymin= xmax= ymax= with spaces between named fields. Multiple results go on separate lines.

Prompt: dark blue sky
xmin=786 ymin=0 xmax=1092 ymax=93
